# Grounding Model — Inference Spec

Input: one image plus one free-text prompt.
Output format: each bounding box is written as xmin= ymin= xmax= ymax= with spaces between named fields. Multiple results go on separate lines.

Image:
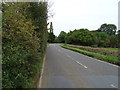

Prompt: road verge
xmin=60 ymin=44 xmax=119 ymax=66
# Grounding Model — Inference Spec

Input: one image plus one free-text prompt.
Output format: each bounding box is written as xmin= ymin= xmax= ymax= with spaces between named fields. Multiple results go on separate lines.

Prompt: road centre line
xmin=66 ymin=53 xmax=88 ymax=69
xmin=56 ymin=47 xmax=88 ymax=69
xmin=66 ymin=54 xmax=71 ymax=58
xmin=59 ymin=45 xmax=119 ymax=68
xmin=75 ymin=60 xmax=88 ymax=68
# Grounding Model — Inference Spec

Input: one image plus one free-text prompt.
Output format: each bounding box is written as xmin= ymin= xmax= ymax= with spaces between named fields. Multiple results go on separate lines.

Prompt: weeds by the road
xmin=67 ymin=44 xmax=118 ymax=56
xmin=60 ymin=44 xmax=119 ymax=66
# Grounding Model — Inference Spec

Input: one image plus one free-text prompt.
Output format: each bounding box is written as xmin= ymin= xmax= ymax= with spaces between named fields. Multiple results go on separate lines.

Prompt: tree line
xmin=55 ymin=24 xmax=119 ymax=48
xmin=2 ymin=2 xmax=49 ymax=88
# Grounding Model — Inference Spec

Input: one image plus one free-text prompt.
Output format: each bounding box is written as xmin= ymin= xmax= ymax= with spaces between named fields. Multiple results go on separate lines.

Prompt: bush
xmin=91 ymin=44 xmax=98 ymax=48
xmin=2 ymin=2 xmax=48 ymax=88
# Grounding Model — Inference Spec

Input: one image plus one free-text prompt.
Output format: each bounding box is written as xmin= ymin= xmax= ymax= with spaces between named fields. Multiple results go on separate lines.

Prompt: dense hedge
xmin=57 ymin=28 xmax=119 ymax=48
xmin=2 ymin=2 xmax=48 ymax=88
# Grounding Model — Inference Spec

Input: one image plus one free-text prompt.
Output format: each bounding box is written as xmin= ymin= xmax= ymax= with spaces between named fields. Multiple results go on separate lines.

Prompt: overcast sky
xmin=49 ymin=0 xmax=119 ymax=36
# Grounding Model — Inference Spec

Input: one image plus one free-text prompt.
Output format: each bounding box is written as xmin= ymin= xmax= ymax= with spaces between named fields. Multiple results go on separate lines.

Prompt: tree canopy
xmin=57 ymin=31 xmax=67 ymax=43
xmin=48 ymin=22 xmax=55 ymax=43
xmin=98 ymin=23 xmax=117 ymax=35
xmin=57 ymin=24 xmax=119 ymax=48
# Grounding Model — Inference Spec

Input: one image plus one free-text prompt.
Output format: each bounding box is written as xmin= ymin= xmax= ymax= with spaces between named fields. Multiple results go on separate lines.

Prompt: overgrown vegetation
xmin=57 ymin=23 xmax=119 ymax=66
xmin=48 ymin=22 xmax=55 ymax=43
xmin=60 ymin=44 xmax=119 ymax=66
xmin=2 ymin=2 xmax=49 ymax=88
xmin=67 ymin=44 xmax=118 ymax=56
xmin=57 ymin=24 xmax=119 ymax=48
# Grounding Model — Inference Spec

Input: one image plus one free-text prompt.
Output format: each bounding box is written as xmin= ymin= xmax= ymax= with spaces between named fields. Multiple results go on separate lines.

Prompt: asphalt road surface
xmin=38 ymin=44 xmax=119 ymax=88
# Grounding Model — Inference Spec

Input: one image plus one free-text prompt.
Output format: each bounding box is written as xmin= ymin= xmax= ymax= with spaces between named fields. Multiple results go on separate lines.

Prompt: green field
xmin=60 ymin=44 xmax=119 ymax=66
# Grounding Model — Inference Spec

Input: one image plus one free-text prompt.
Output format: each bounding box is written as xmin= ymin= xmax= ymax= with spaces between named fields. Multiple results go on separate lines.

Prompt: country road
xmin=38 ymin=44 xmax=119 ymax=88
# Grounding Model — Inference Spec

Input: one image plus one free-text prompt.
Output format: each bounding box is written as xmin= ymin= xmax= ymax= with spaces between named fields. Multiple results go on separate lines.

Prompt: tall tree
xmin=50 ymin=22 xmax=53 ymax=33
xmin=93 ymin=32 xmax=109 ymax=47
xmin=68 ymin=29 xmax=94 ymax=46
xmin=98 ymin=23 xmax=117 ymax=35
xmin=48 ymin=22 xmax=55 ymax=43
xmin=57 ymin=31 xmax=67 ymax=43
xmin=117 ymin=30 xmax=120 ymax=47
xmin=29 ymin=2 xmax=48 ymax=53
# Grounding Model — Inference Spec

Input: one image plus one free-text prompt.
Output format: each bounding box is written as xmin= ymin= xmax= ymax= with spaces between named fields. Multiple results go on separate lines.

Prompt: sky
xmin=48 ymin=0 xmax=119 ymax=36
xmin=118 ymin=1 xmax=120 ymax=30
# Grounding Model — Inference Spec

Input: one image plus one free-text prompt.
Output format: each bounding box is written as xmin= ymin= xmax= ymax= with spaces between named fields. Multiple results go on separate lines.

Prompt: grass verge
xmin=60 ymin=44 xmax=119 ymax=66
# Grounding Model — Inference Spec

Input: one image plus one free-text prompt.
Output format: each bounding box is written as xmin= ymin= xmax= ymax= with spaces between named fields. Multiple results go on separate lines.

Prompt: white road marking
xmin=56 ymin=46 xmax=88 ymax=69
xmin=93 ymin=58 xmax=119 ymax=68
xmin=59 ymin=44 xmax=119 ymax=68
xmin=66 ymin=54 xmax=71 ymax=58
xmin=75 ymin=61 xmax=88 ymax=69
xmin=110 ymin=84 xmax=117 ymax=88
xmin=37 ymin=54 xmax=46 ymax=88
xmin=66 ymin=54 xmax=87 ymax=69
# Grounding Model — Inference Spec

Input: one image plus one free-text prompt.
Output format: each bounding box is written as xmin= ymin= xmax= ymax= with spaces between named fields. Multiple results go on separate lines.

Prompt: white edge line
xmin=37 ymin=54 xmax=46 ymax=88
xmin=93 ymin=58 xmax=119 ymax=68
xmin=110 ymin=84 xmax=117 ymax=88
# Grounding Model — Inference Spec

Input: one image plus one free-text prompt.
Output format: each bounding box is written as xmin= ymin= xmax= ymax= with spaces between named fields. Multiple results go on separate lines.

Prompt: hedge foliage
xmin=2 ymin=2 xmax=48 ymax=88
xmin=57 ymin=28 xmax=119 ymax=48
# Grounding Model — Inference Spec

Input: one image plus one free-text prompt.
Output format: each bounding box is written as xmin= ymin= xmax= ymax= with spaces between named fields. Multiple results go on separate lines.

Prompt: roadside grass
xmin=67 ymin=44 xmax=118 ymax=56
xmin=100 ymin=48 xmax=118 ymax=52
xmin=60 ymin=44 xmax=119 ymax=66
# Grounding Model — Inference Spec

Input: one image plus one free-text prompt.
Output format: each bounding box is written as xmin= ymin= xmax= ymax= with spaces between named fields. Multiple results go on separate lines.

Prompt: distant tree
xmin=93 ymin=32 xmax=109 ymax=47
xmin=54 ymin=36 xmax=58 ymax=43
xmin=116 ymin=30 xmax=120 ymax=47
xmin=29 ymin=2 xmax=48 ymax=53
xmin=48 ymin=22 xmax=55 ymax=43
xmin=98 ymin=23 xmax=108 ymax=32
xmin=57 ymin=31 xmax=67 ymax=43
xmin=117 ymin=29 xmax=120 ymax=34
xmin=50 ymin=22 xmax=53 ymax=33
xmin=98 ymin=23 xmax=117 ymax=35
xmin=107 ymin=35 xmax=118 ymax=47
xmin=107 ymin=24 xmax=117 ymax=35
xmin=48 ymin=33 xmax=55 ymax=43
xmin=67 ymin=29 xmax=94 ymax=46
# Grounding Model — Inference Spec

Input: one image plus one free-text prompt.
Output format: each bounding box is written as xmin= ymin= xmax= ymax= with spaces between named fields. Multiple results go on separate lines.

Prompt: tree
xmin=98 ymin=23 xmax=108 ymax=32
xmin=98 ymin=23 xmax=117 ymax=35
xmin=117 ymin=30 xmax=120 ymax=35
xmin=50 ymin=22 xmax=53 ymax=33
xmin=57 ymin=31 xmax=67 ymax=43
xmin=48 ymin=33 xmax=55 ymax=43
xmin=107 ymin=24 xmax=117 ymax=35
xmin=107 ymin=35 xmax=118 ymax=48
xmin=93 ymin=32 xmax=109 ymax=47
xmin=117 ymin=30 xmax=120 ymax=47
xmin=66 ymin=29 xmax=94 ymax=46
xmin=48 ymin=22 xmax=55 ymax=43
